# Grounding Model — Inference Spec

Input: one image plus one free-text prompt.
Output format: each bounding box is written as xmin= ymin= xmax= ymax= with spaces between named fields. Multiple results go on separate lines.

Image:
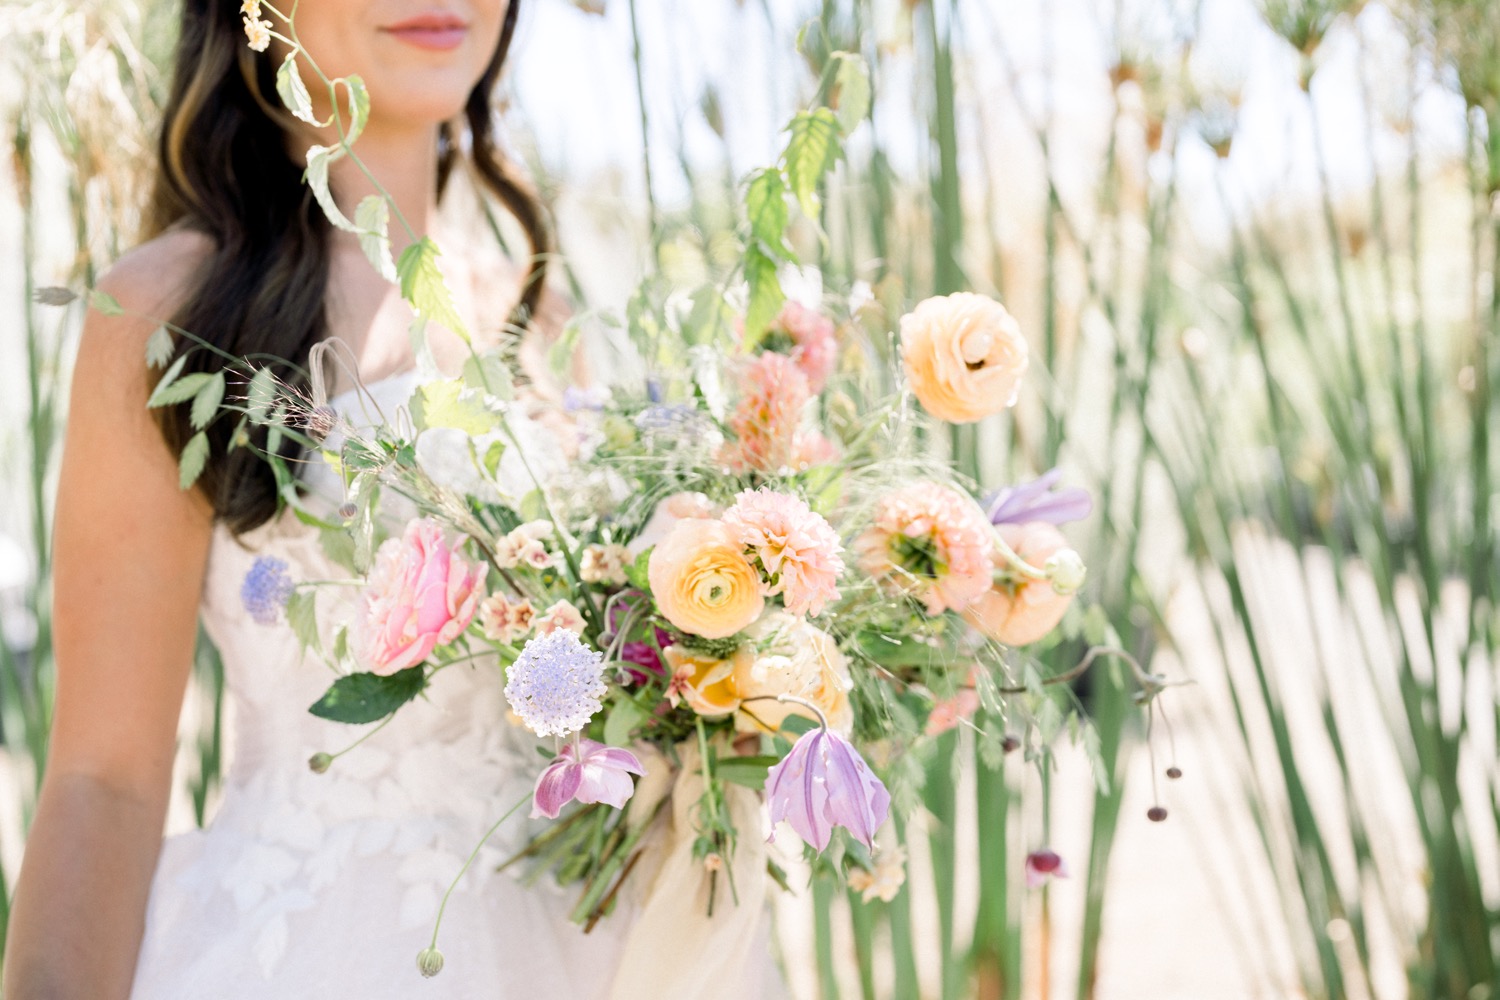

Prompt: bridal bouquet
xmin=71 ymin=7 xmax=1170 ymax=976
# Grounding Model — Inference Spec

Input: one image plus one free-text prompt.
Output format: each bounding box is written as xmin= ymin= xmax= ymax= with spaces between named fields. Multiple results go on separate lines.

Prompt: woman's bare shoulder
xmin=97 ymin=228 xmax=215 ymax=319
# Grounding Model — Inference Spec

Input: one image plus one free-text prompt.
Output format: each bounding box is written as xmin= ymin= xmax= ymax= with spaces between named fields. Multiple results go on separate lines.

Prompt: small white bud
xmin=416 ymin=947 xmax=445 ymax=978
xmin=1044 ymin=548 xmax=1087 ymax=595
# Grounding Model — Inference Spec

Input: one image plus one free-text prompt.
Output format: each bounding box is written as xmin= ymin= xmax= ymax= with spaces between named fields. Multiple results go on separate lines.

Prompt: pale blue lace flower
xmin=503 ymin=630 xmax=608 ymax=737
xmin=241 ymin=556 xmax=294 ymax=626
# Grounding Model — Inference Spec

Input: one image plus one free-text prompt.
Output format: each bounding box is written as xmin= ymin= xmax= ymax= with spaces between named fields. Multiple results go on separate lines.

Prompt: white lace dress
xmin=129 ymin=373 xmax=789 ymax=999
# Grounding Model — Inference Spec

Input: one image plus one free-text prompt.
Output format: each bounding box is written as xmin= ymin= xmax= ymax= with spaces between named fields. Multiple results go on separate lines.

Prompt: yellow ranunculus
xmin=648 ymin=519 xmax=765 ymax=639
xmin=732 ymin=614 xmax=853 ymax=736
xmin=900 ymin=292 xmax=1028 ymax=424
xmin=663 ymin=645 xmax=749 ymax=716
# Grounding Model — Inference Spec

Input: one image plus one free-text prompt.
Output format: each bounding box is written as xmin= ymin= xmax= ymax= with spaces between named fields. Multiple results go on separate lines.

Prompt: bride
xmin=3 ymin=0 xmax=786 ymax=996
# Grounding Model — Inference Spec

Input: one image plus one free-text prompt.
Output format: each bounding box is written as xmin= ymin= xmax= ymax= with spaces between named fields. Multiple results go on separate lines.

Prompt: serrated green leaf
xmin=462 ymin=352 xmax=514 ymax=401
xmin=410 ymin=379 xmax=497 ymax=434
xmin=396 ymin=237 xmax=469 ymax=342
xmin=190 ymin=371 xmax=226 ymax=431
xmin=308 ymin=666 xmax=426 ymax=724
xmin=150 ymin=370 xmax=212 ymax=408
xmin=88 ymin=288 xmax=123 ymax=316
xmin=145 ymin=326 xmax=175 ymax=368
xmin=832 ymin=53 xmax=871 ymax=135
xmin=784 ymin=107 xmax=842 ymax=220
xmin=355 ymin=195 xmax=397 ymax=282
xmin=285 ymin=590 xmax=319 ymax=652
xmin=745 ymin=168 xmax=789 ymax=259
xmin=247 ymin=367 xmax=277 ymax=425
xmin=741 ymin=245 xmax=785 ymax=349
xmin=342 ymin=75 xmax=370 ymax=147
xmin=303 ymin=144 xmax=357 ymax=232
xmin=276 ymin=52 xmax=318 ymax=125
xmin=178 ymin=431 xmax=209 ymax=490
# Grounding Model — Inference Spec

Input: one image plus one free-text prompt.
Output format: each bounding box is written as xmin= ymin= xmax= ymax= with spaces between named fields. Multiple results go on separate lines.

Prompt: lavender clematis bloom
xmin=766 ymin=729 xmax=890 ymax=852
xmin=531 ymin=738 xmax=645 ymax=820
xmin=986 ymin=468 xmax=1093 ymax=526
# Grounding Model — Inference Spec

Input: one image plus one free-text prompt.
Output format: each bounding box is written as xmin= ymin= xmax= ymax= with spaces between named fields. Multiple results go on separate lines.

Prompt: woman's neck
xmin=323 ymin=120 xmax=442 ymax=252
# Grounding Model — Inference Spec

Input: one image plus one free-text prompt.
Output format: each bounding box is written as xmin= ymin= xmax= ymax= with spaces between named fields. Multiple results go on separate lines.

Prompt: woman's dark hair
xmin=146 ymin=0 xmax=549 ymax=534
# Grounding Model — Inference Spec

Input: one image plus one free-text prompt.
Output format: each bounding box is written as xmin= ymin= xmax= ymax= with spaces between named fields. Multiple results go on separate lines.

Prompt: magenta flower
xmin=531 ymin=738 xmax=645 ymax=820
xmin=766 ymin=728 xmax=890 ymax=852
xmin=1025 ymin=848 xmax=1069 ymax=888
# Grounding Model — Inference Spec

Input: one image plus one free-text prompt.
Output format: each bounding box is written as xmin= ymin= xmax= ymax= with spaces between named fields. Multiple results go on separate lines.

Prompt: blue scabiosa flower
xmin=241 ymin=556 xmax=294 ymax=626
xmin=503 ymin=630 xmax=608 ymax=738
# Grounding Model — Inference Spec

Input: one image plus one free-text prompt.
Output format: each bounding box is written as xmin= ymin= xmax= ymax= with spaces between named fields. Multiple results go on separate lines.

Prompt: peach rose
xmin=647 ymin=518 xmax=765 ymax=639
xmin=900 ymin=292 xmax=1028 ymax=424
xmin=964 ymin=522 xmax=1074 ymax=646
xmin=663 ymin=645 xmax=750 ymax=716
xmin=732 ymin=614 xmax=853 ymax=735
xmin=357 ymin=518 xmax=485 ymax=675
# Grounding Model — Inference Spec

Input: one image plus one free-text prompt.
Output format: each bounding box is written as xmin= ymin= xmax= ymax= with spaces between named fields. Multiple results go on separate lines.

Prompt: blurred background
xmin=1 ymin=0 xmax=1497 ymax=997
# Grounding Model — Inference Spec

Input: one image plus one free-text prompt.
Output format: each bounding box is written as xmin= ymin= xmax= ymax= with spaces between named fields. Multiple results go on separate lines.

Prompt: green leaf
xmin=831 ymin=53 xmax=871 ymax=135
xmin=285 ymin=590 xmax=320 ymax=652
xmin=397 ymin=237 xmax=469 ymax=342
xmin=715 ymin=755 xmax=782 ymax=790
xmin=247 ymin=367 xmax=277 ymax=425
xmin=88 ymin=289 xmax=123 ymax=316
xmin=319 ymin=525 xmax=358 ymax=574
xmin=741 ymin=246 xmax=785 ymax=350
xmin=148 ymin=355 xmax=189 ymax=406
xmin=783 ymin=107 xmax=842 ymax=220
xmin=178 ymin=431 xmax=209 ymax=490
xmin=624 ymin=548 xmax=653 ymax=591
xmin=303 ymin=144 xmax=357 ymax=232
xmin=308 ymin=666 xmax=426 ymax=725
xmin=603 ymin=699 xmax=647 ymax=748
xmin=190 ymin=371 xmax=226 ymax=431
xmin=342 ymin=75 xmax=370 ymax=147
xmin=685 ymin=285 xmax=735 ymax=347
xmin=150 ymin=371 xmax=212 ymax=408
xmin=145 ymin=326 xmax=175 ymax=369
xmin=410 ymin=379 xmax=497 ymax=434
xmin=548 ymin=320 xmax=583 ymax=378
xmin=462 ymin=352 xmax=514 ymax=401
xmin=276 ymin=53 xmax=318 ymax=125
xmin=1035 ymin=697 xmax=1065 ymax=745
xmin=745 ymin=168 xmax=789 ymax=259
xmin=482 ymin=440 xmax=506 ymax=478
xmin=354 ymin=195 xmax=397 ymax=282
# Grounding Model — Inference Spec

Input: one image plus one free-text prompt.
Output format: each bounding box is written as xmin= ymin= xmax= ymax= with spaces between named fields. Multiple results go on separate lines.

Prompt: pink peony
xmin=357 ymin=519 xmax=485 ymax=675
xmin=722 ymin=488 xmax=844 ymax=617
xmin=766 ymin=301 xmax=838 ymax=391
xmin=720 ymin=352 xmax=810 ymax=474
xmin=964 ymin=522 xmax=1075 ymax=646
xmin=853 ymin=481 xmax=994 ymax=615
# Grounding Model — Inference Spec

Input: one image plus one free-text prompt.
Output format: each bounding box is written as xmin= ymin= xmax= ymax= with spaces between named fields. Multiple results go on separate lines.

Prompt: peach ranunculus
xmin=900 ymin=292 xmax=1028 ymax=424
xmin=647 ymin=518 xmax=765 ymax=639
xmin=663 ymin=645 xmax=750 ymax=716
xmin=357 ymin=518 xmax=485 ymax=675
xmin=963 ymin=521 xmax=1075 ymax=646
xmin=733 ymin=613 xmax=854 ymax=736
xmin=853 ymin=481 xmax=994 ymax=615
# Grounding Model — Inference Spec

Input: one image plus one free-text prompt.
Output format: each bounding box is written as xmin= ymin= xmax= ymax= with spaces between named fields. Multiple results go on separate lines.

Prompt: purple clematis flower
xmin=766 ymin=728 xmax=890 ymax=852
xmin=986 ymin=468 xmax=1093 ymax=526
xmin=531 ymin=738 xmax=645 ymax=820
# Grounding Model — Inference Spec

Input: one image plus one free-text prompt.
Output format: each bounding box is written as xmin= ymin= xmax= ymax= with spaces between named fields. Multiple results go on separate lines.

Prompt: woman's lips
xmin=380 ymin=14 xmax=468 ymax=52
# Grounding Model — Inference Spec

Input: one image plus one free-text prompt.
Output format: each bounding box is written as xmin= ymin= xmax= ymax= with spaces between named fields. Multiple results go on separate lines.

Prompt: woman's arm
xmin=4 ymin=234 xmax=215 ymax=999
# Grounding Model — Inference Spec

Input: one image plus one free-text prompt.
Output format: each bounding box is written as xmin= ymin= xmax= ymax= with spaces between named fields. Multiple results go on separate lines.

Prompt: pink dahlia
xmin=766 ymin=301 xmax=838 ymax=391
xmin=722 ymin=488 xmax=845 ymax=617
xmin=853 ymin=481 xmax=994 ymax=615
xmin=720 ymin=352 xmax=810 ymax=474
